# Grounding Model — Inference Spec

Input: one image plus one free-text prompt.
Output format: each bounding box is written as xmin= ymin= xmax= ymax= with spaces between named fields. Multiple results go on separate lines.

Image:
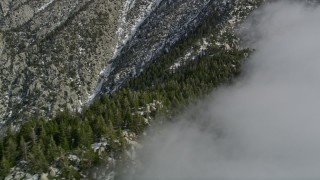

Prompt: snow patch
xmin=37 ymin=0 xmax=55 ymax=12
xmin=113 ymin=0 xmax=163 ymax=59
xmin=79 ymin=47 xmax=85 ymax=55
xmin=89 ymin=0 xmax=163 ymax=98
xmin=86 ymin=63 xmax=113 ymax=103
xmin=198 ymin=38 xmax=211 ymax=53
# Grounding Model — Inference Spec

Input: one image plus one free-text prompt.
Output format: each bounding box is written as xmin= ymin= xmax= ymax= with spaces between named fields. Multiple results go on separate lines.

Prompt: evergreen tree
xmin=0 ymin=156 xmax=11 ymax=178
xmin=4 ymin=137 xmax=18 ymax=166
xmin=20 ymin=137 xmax=28 ymax=161
xmin=28 ymin=143 xmax=49 ymax=173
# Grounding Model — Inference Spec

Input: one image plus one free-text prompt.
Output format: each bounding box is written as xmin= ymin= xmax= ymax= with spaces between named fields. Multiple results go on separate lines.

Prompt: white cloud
xmin=124 ymin=1 xmax=320 ymax=179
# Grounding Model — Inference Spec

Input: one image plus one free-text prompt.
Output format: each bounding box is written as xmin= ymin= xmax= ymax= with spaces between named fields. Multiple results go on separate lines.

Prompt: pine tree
xmin=4 ymin=137 xmax=18 ymax=166
xmin=79 ymin=121 xmax=94 ymax=148
xmin=59 ymin=130 xmax=70 ymax=150
xmin=0 ymin=156 xmax=11 ymax=178
xmin=20 ymin=137 xmax=28 ymax=161
xmin=28 ymin=143 xmax=49 ymax=173
xmin=46 ymin=136 xmax=59 ymax=162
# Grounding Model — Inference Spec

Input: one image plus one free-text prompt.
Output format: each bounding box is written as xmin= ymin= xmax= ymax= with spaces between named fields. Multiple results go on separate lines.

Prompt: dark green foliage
xmin=0 ymin=156 xmax=11 ymax=177
xmin=28 ymin=142 xmax=49 ymax=173
xmin=0 ymin=11 xmax=251 ymax=178
xmin=0 ymin=50 xmax=247 ymax=178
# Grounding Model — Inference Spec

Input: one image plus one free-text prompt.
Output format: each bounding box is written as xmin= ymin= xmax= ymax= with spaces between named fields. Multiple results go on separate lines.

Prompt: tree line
xmin=0 ymin=10 xmax=250 ymax=178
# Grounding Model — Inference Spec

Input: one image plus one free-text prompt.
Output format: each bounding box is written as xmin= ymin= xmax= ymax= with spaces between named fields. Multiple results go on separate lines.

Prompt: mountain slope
xmin=0 ymin=0 xmax=264 ymax=134
xmin=0 ymin=0 xmax=265 ymax=179
xmin=0 ymin=0 xmax=160 ymax=133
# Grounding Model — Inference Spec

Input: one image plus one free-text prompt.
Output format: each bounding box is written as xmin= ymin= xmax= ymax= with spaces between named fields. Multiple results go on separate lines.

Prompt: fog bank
xmin=126 ymin=1 xmax=320 ymax=179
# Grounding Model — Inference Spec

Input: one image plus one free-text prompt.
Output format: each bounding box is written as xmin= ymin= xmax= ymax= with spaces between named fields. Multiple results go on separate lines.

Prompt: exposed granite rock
xmin=99 ymin=0 xmax=262 ymax=93
xmin=0 ymin=0 xmax=170 ymax=134
xmin=0 ymin=0 xmax=264 ymax=135
xmin=0 ymin=0 xmax=12 ymax=17
xmin=0 ymin=0 xmax=125 ymax=133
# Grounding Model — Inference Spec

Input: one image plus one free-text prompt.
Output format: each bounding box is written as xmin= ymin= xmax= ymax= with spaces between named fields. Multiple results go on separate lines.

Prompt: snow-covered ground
xmin=169 ymin=38 xmax=211 ymax=72
xmin=87 ymin=0 xmax=162 ymax=103
xmin=113 ymin=0 xmax=162 ymax=59
xmin=37 ymin=0 xmax=55 ymax=12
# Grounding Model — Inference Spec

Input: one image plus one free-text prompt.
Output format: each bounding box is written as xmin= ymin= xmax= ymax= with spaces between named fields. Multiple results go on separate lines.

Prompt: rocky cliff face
xmin=0 ymin=0 xmax=267 ymax=179
xmin=0 ymin=0 xmax=263 ymax=133
xmin=99 ymin=0 xmax=255 ymax=94
xmin=0 ymin=0 xmax=161 ymax=132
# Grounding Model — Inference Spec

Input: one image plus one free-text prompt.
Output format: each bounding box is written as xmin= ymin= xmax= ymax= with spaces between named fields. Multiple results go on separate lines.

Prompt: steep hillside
xmin=0 ymin=0 xmax=265 ymax=179
xmin=0 ymin=0 xmax=266 ymax=134
xmin=99 ymin=0 xmax=262 ymax=93
xmin=0 ymin=0 xmax=160 ymax=133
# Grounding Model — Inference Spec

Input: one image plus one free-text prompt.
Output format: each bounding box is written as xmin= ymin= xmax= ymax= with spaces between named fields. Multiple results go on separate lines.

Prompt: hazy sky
xmin=125 ymin=1 xmax=320 ymax=179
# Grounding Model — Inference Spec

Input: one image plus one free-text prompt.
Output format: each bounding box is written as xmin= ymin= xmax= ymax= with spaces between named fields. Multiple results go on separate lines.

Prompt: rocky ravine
xmin=97 ymin=0 xmax=267 ymax=94
xmin=0 ymin=0 xmax=161 ymax=133
xmin=0 ymin=0 xmax=264 ymax=133
xmin=99 ymin=0 xmax=243 ymax=94
xmin=1 ymin=0 xmax=267 ymax=179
